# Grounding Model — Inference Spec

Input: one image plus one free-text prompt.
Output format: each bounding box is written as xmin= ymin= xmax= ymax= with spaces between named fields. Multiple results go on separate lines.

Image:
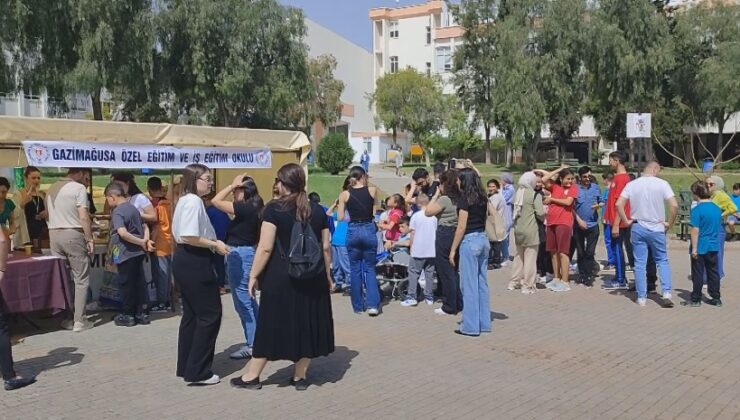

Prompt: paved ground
xmin=4 ymin=236 xmax=740 ymax=420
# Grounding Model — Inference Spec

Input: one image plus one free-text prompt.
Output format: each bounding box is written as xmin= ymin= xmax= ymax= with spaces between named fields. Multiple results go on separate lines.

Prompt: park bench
xmin=543 ymin=158 xmax=580 ymax=169
xmin=676 ymin=189 xmax=692 ymax=241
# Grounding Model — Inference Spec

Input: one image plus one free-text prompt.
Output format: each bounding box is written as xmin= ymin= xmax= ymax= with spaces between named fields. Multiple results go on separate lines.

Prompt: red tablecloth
xmin=1 ymin=252 xmax=74 ymax=314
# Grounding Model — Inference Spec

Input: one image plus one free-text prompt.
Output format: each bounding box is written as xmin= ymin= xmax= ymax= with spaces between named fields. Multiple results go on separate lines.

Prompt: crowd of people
xmin=0 ymin=151 xmax=737 ymax=391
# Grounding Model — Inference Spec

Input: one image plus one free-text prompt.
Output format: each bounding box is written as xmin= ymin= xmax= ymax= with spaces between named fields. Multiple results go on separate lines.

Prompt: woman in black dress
xmin=19 ymin=167 xmax=48 ymax=243
xmin=231 ymin=163 xmax=334 ymax=391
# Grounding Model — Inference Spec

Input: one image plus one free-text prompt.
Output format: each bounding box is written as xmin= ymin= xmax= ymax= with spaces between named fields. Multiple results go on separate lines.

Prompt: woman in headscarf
xmin=706 ymin=175 xmax=737 ymax=280
xmin=508 ymin=172 xmax=545 ymax=294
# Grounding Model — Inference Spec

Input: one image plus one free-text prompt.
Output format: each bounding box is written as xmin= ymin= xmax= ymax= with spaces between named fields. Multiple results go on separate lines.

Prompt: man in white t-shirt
xmin=401 ymin=194 xmax=437 ymax=307
xmin=46 ymin=168 xmax=94 ymax=332
xmin=615 ymin=161 xmax=678 ymax=308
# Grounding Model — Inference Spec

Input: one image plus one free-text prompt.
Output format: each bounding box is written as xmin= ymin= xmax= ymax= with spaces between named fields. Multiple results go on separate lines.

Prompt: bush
xmin=316 ymin=133 xmax=355 ymax=175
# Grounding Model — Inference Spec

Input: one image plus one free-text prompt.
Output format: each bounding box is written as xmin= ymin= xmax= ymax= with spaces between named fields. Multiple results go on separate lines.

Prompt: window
xmin=363 ymin=137 xmax=372 ymax=153
xmin=426 ymin=62 xmax=431 ymax=77
xmin=390 ymin=56 xmax=399 ymax=73
xmin=426 ymin=26 xmax=431 ymax=44
xmin=389 ymin=20 xmax=399 ymax=38
xmin=435 ymin=46 xmax=451 ymax=72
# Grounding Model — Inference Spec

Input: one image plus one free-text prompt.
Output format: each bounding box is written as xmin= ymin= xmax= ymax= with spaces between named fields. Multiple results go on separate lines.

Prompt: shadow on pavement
xmin=16 ymin=347 xmax=84 ymax=376
xmin=491 ymin=311 xmax=508 ymax=321
xmin=262 ymin=345 xmax=359 ymax=387
xmin=212 ymin=344 xmax=250 ymax=378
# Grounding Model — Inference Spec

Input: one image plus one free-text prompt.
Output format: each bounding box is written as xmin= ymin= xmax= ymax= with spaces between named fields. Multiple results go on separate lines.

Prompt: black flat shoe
xmin=230 ymin=376 xmax=261 ymax=390
xmin=454 ymin=329 xmax=480 ymax=337
xmin=289 ymin=377 xmax=309 ymax=391
xmin=4 ymin=376 xmax=36 ymax=391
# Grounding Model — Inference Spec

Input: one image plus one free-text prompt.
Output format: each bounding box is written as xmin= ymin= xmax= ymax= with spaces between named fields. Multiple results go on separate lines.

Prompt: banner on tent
xmin=22 ymin=140 xmax=272 ymax=169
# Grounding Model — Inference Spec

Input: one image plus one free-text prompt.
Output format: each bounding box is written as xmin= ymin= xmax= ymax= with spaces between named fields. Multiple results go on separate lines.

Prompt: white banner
xmin=22 ymin=141 xmax=272 ymax=169
xmin=626 ymin=113 xmax=651 ymax=139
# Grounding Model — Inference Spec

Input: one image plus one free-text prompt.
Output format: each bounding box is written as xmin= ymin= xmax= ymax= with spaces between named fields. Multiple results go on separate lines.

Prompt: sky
xmin=280 ymin=0 xmax=428 ymax=51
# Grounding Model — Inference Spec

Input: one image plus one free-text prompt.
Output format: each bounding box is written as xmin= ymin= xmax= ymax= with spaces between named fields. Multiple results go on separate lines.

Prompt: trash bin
xmin=702 ymin=158 xmax=714 ymax=173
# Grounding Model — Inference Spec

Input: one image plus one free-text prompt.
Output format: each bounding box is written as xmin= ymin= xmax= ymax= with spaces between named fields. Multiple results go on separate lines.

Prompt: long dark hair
xmin=276 ymin=163 xmax=311 ymax=222
xmin=238 ymin=175 xmax=264 ymax=210
xmin=112 ymin=172 xmax=144 ymax=196
xmin=24 ymin=166 xmax=41 ymax=178
xmin=458 ymin=168 xmax=487 ymax=207
xmin=180 ymin=164 xmax=210 ymax=197
xmin=440 ymin=169 xmax=460 ymax=202
xmin=341 ymin=175 xmax=351 ymax=191
xmin=348 ymin=165 xmax=367 ymax=187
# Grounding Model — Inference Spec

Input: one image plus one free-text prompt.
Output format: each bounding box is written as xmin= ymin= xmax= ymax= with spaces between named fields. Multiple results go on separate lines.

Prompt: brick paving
xmin=3 ymin=166 xmax=740 ymax=419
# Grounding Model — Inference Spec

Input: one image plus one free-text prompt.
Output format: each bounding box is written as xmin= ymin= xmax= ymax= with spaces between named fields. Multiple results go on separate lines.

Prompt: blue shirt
xmin=575 ymin=183 xmax=601 ymax=228
xmin=206 ymin=205 xmax=230 ymax=241
xmin=331 ymin=210 xmax=348 ymax=246
xmin=731 ymin=194 xmax=740 ymax=214
xmin=690 ymin=201 xmax=722 ymax=254
xmin=601 ymin=187 xmax=609 ymax=221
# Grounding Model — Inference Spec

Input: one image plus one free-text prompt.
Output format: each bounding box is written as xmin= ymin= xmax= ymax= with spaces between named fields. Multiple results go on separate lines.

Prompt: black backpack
xmin=276 ymin=216 xmax=324 ymax=280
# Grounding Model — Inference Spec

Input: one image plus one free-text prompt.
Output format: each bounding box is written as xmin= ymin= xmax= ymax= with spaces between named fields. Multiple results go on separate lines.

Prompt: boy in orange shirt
xmin=147 ymin=177 xmax=174 ymax=312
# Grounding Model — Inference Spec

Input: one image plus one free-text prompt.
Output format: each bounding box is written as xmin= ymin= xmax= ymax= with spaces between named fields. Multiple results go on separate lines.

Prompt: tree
xmin=537 ymin=0 xmax=588 ymax=163
xmin=449 ymin=0 xmax=498 ymax=164
xmin=584 ymin=0 xmax=673 ymax=162
xmin=445 ymin=101 xmax=483 ymax=158
xmin=65 ymin=0 xmax=155 ymax=120
xmin=160 ymin=0 xmax=310 ymax=128
xmin=292 ymin=54 xmax=344 ymax=137
xmin=368 ymin=68 xmax=447 ymax=166
xmin=316 ymin=133 xmax=354 ymax=175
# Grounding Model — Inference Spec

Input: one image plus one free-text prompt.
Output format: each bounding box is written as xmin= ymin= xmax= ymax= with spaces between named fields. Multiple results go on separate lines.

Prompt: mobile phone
xmin=448 ymin=159 xmax=457 ymax=170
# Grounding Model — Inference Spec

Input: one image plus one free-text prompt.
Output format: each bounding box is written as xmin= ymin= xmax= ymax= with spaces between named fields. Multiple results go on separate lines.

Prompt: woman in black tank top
xmin=337 ymin=166 xmax=381 ymax=316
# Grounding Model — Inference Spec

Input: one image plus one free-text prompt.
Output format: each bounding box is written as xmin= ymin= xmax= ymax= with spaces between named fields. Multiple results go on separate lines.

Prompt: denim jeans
xmin=603 ymin=224 xmax=616 ymax=265
xmin=347 ymin=222 xmax=380 ymax=312
xmin=718 ymin=228 xmax=726 ymax=279
xmin=458 ymin=232 xmax=491 ymax=335
xmin=630 ymin=223 xmax=672 ymax=299
xmin=501 ymin=235 xmax=510 ymax=261
xmin=225 ymin=246 xmax=259 ymax=347
xmin=332 ymin=245 xmax=350 ymax=287
xmin=691 ymin=252 xmax=720 ymax=302
xmin=150 ymin=254 xmax=172 ymax=305
xmin=609 ymin=228 xmax=627 ymax=284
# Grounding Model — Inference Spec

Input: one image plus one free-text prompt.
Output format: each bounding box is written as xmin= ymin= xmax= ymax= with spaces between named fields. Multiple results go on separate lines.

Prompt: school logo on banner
xmin=25 ymin=143 xmax=51 ymax=165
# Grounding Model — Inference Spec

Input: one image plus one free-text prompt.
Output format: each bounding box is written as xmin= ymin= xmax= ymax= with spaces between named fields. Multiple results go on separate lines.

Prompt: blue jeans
xmin=501 ymin=235 xmax=510 ymax=261
xmin=458 ymin=232 xmax=491 ymax=335
xmin=718 ymin=228 xmax=726 ymax=279
xmin=347 ymin=222 xmax=380 ymax=312
xmin=332 ymin=245 xmax=350 ymax=287
xmin=609 ymin=228 xmax=627 ymax=284
xmin=150 ymin=254 xmax=172 ymax=305
xmin=603 ymin=223 xmax=616 ymax=265
xmin=225 ymin=246 xmax=259 ymax=346
xmin=631 ymin=224 xmax=672 ymax=299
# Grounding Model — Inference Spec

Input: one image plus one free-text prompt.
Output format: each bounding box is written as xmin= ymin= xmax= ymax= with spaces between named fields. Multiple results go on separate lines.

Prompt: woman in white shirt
xmin=171 ymin=164 xmax=229 ymax=386
xmin=111 ymin=173 xmax=157 ymax=223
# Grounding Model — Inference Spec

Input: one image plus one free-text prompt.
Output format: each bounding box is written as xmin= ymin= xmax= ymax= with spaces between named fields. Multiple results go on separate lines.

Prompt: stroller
xmin=376 ymin=248 xmax=437 ymax=301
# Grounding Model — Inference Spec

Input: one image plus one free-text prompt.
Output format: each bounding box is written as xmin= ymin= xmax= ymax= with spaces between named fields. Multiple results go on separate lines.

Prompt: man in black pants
xmin=0 ymin=231 xmax=36 ymax=391
xmin=573 ymin=167 xmax=602 ymax=286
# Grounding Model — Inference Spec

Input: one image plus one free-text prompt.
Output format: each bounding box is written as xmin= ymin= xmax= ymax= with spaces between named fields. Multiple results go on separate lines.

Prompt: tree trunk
xmin=484 ymin=123 xmax=491 ymax=165
xmin=505 ymin=130 xmax=513 ymax=168
xmin=392 ymin=127 xmax=397 ymax=147
xmin=91 ymin=90 xmax=103 ymax=121
xmin=628 ymin=138 xmax=635 ymax=169
xmin=524 ymin=132 xmax=540 ymax=169
xmin=715 ymin=120 xmax=724 ymax=168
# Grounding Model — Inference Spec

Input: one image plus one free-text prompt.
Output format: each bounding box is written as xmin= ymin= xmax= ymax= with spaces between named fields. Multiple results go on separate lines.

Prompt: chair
xmin=677 ymin=190 xmax=692 ymax=241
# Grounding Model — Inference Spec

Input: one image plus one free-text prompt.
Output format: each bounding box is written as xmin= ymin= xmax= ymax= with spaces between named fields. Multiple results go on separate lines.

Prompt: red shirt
xmin=605 ymin=173 xmax=631 ymax=228
xmin=546 ymin=183 xmax=579 ymax=227
xmin=385 ymin=208 xmax=404 ymax=241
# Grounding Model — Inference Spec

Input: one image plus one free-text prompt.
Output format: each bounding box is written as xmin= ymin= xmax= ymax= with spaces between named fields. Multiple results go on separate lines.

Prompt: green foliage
xmin=316 ymin=133 xmax=354 ymax=175
xmin=298 ymin=55 xmax=345 ymax=134
xmin=584 ymin=0 xmax=673 ymax=143
xmin=368 ymin=68 xmax=446 ymax=164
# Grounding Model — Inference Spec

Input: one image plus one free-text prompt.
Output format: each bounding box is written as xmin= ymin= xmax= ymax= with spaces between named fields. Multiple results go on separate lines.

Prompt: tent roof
xmin=0 ymin=116 xmax=309 ymax=151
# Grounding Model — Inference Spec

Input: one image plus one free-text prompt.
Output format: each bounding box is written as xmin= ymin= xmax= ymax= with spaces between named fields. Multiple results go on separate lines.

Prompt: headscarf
xmin=501 ymin=172 xmax=514 ymax=185
xmin=513 ymin=171 xmax=538 ymax=219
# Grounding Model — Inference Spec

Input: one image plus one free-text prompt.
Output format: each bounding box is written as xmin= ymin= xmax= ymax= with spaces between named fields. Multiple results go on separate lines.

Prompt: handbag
xmin=485 ymin=203 xmax=506 ymax=242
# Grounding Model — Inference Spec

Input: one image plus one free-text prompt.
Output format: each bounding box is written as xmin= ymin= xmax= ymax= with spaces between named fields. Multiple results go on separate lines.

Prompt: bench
xmin=676 ymin=190 xmax=692 ymax=241
xmin=543 ymin=159 xmax=580 ymax=169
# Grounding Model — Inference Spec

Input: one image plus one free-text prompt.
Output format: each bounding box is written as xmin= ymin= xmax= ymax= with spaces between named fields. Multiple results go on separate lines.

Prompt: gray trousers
xmin=50 ymin=229 xmax=90 ymax=323
xmin=407 ymin=257 xmax=435 ymax=301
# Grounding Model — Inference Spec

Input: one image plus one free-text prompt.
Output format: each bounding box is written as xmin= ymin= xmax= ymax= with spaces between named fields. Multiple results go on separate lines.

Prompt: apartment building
xmin=370 ymin=0 xmax=462 ymax=95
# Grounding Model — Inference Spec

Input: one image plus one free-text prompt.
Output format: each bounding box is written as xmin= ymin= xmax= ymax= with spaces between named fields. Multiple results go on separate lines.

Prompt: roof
xmin=0 ymin=116 xmax=310 ymax=151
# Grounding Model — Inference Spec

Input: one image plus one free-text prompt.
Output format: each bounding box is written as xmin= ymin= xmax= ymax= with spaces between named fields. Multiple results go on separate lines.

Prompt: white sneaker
xmin=507 ymin=282 xmax=520 ymax=291
xmin=368 ymin=308 xmax=379 ymax=316
xmin=521 ymin=288 xmax=535 ymax=295
xmin=662 ymin=292 xmax=672 ymax=300
xmin=400 ymin=298 xmax=418 ymax=307
xmin=191 ymin=374 xmax=220 ymax=386
xmin=537 ymin=276 xmax=547 ymax=285
xmin=546 ymin=273 xmax=554 ymax=282
xmin=637 ymin=298 xmax=647 ymax=307
xmin=434 ymin=308 xmax=451 ymax=315
xmin=424 ymin=299 xmax=434 ymax=306
xmin=73 ymin=320 xmax=93 ymax=332
xmin=500 ymin=260 xmax=511 ymax=267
